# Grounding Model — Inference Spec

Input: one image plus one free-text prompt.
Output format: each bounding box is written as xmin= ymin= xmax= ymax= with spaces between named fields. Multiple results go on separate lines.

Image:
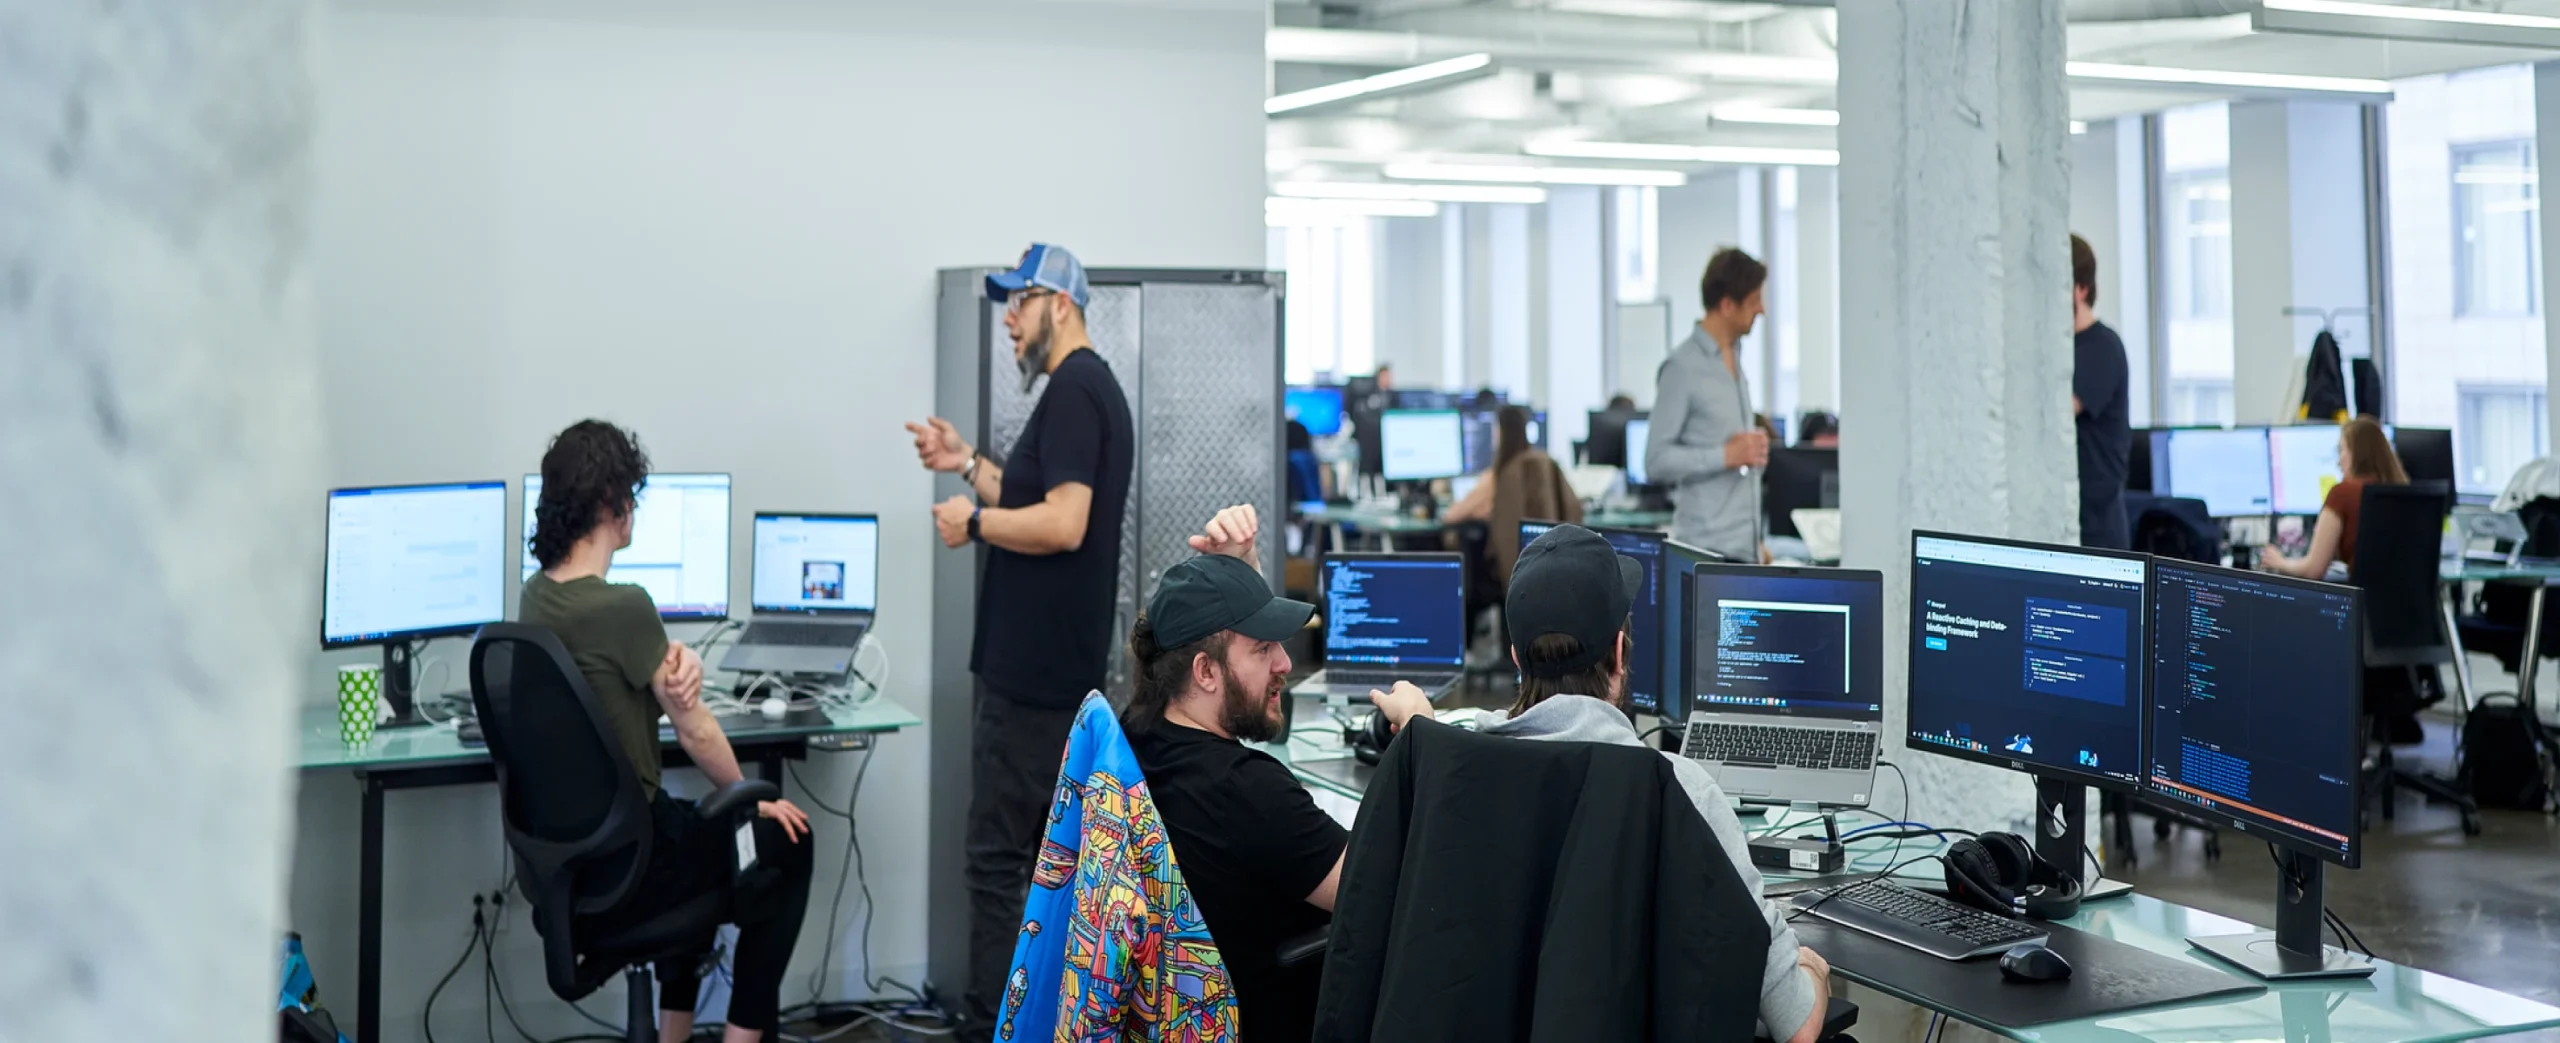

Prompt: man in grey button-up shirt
xmin=1647 ymin=248 xmax=1773 ymax=562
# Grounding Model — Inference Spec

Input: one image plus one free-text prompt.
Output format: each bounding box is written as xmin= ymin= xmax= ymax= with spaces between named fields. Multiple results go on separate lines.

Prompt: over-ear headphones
xmin=1942 ymin=831 xmax=2082 ymax=921
xmin=1345 ymin=711 xmax=1395 ymax=765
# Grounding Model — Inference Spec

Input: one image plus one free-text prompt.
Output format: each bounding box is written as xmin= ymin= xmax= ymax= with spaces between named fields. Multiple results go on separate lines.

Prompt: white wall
xmin=297 ymin=2 xmax=1263 ymax=1039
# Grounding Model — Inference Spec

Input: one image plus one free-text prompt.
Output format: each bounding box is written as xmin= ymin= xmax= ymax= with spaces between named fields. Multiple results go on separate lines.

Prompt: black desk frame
xmin=347 ymin=739 xmax=809 ymax=1043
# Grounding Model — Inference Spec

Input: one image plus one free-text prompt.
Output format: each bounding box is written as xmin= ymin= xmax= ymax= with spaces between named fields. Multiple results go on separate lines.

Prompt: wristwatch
xmin=961 ymin=452 xmax=982 ymax=483
xmin=966 ymin=507 xmax=983 ymax=544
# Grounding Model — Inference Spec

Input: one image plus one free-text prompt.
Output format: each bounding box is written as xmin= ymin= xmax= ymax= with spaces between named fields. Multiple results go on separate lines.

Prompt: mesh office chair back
xmin=2350 ymin=482 xmax=2454 ymax=669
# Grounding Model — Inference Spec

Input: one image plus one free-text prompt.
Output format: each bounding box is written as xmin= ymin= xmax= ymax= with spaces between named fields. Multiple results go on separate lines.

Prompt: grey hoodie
xmin=1482 ymin=694 xmax=1817 ymax=1040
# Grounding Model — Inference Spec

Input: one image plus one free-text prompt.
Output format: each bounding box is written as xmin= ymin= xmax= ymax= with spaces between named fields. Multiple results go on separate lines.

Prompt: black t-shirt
xmin=2073 ymin=320 xmax=2132 ymax=550
xmin=971 ymin=347 xmax=1135 ymax=707
xmin=1128 ymin=719 xmax=1345 ymax=1043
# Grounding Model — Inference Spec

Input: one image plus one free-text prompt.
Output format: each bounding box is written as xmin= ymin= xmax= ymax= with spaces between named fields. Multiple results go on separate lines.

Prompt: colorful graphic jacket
xmin=1001 ymin=692 xmax=1242 ymax=1043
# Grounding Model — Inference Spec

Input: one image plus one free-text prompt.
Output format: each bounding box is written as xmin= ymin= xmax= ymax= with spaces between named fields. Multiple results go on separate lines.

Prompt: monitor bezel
xmin=320 ymin=480 xmax=511 ymax=649
xmin=1377 ymin=408 xmax=1469 ymax=482
xmin=1904 ymin=529 xmax=2154 ymax=794
xmin=2141 ymin=557 xmax=2366 ymax=870
xmin=1317 ymin=551 xmax=1469 ymax=668
xmin=750 ymin=511 xmax=882 ymax=615
xmin=1682 ymin=560 xmax=1888 ymax=725
xmin=523 ymin=472 xmax=735 ymax=622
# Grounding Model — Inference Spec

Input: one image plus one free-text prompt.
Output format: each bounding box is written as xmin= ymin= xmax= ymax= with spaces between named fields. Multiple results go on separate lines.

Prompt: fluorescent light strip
xmin=2066 ymin=61 xmax=2390 ymax=96
xmin=1383 ymin=162 xmax=1687 ymax=187
xmin=1266 ymin=197 xmax=1441 ymax=224
xmin=1266 ymin=53 xmax=1496 ymax=115
xmin=1524 ymin=140 xmax=1839 ymax=167
xmin=1711 ymin=105 xmax=1840 ymax=127
xmin=1276 ymin=180 xmax=1549 ymax=204
xmin=2265 ymin=0 xmax=2560 ymax=31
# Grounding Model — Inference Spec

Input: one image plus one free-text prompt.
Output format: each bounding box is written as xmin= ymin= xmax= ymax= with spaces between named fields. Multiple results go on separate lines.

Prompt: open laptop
xmin=719 ymin=513 xmax=879 ymax=676
xmin=1291 ymin=552 xmax=1468 ymax=702
xmin=1675 ymin=561 xmax=1887 ymax=807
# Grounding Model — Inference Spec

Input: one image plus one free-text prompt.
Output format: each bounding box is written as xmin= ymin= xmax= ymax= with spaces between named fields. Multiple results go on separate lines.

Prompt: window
xmin=2167 ymin=175 xmax=2233 ymax=321
xmin=2457 ymin=386 xmax=2547 ymax=495
xmin=1276 ymin=217 xmax=1376 ymax=384
xmin=2453 ymin=140 xmax=2539 ymax=317
xmin=2156 ymin=102 xmax=2236 ymax=427
xmin=1613 ymin=185 xmax=1660 ymax=305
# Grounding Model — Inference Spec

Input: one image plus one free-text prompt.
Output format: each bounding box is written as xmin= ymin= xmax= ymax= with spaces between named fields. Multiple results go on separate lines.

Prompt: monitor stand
xmin=2034 ymin=779 xmax=2133 ymax=900
xmin=377 ymin=641 xmax=430 ymax=730
xmin=2187 ymin=849 xmax=2375 ymax=980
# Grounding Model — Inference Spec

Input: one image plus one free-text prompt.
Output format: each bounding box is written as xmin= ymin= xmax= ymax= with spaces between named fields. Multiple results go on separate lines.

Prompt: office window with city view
xmin=2387 ymin=65 xmax=2549 ymax=496
xmin=2158 ymin=102 xmax=2235 ymax=427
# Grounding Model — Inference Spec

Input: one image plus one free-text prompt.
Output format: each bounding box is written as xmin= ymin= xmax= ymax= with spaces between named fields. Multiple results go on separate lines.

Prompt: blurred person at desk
xmin=2259 ymin=417 xmax=2406 ymax=580
xmin=520 ymin=419 xmax=814 ymax=1043
xmin=1445 ymin=405 xmax=1582 ymax=575
xmin=1475 ymin=525 xmax=1832 ymax=1043
xmin=1797 ymin=411 xmax=1839 ymax=448
xmin=1648 ymin=248 xmax=1772 ymax=563
xmin=1123 ymin=505 xmax=1433 ymax=1042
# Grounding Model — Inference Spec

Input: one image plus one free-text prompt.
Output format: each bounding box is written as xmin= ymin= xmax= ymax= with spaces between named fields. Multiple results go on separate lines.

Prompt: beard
xmin=1218 ymin=661 xmax=1287 ymax=744
xmin=1016 ymin=320 xmax=1053 ymax=394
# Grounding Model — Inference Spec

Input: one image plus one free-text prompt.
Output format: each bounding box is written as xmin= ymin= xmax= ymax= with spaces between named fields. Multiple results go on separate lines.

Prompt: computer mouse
xmin=2000 ymin=944 xmax=2072 ymax=983
xmin=760 ymin=697 xmax=790 ymax=721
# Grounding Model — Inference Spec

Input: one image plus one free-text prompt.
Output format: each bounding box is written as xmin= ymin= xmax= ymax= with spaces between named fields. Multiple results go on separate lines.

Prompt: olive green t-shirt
xmin=520 ymin=572 xmax=670 ymax=797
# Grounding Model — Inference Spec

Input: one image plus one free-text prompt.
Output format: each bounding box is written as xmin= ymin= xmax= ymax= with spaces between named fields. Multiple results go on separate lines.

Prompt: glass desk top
xmin=297 ymin=696 xmax=921 ymax=772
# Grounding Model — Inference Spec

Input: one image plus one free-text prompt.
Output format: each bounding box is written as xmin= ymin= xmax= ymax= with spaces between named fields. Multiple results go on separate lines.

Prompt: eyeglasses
xmin=1005 ymin=288 xmax=1055 ymax=314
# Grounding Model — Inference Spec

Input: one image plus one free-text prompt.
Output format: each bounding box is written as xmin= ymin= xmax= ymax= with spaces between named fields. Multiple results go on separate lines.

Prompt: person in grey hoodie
xmin=1379 ymin=523 xmax=1831 ymax=1042
xmin=1647 ymin=248 xmax=1772 ymax=562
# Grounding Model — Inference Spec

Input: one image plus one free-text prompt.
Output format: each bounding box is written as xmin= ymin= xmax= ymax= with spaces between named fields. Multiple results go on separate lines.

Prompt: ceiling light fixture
xmin=1266 ymin=197 xmax=1442 ymax=224
xmin=1266 ymin=53 xmax=1497 ymax=116
xmin=1383 ymin=162 xmax=1687 ymax=187
xmin=2065 ymin=60 xmax=2391 ymax=97
xmin=2070 ymin=121 xmax=2089 ymax=135
xmin=1276 ymin=181 xmax=1550 ymax=205
xmin=1524 ymin=140 xmax=1840 ymax=167
xmin=1711 ymin=105 xmax=1840 ymax=127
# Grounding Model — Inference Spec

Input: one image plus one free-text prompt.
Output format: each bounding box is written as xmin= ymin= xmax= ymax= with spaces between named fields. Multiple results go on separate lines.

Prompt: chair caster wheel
xmin=2204 ymin=838 xmax=2222 ymax=860
xmin=2461 ymin=814 xmax=2483 ymax=837
xmin=2153 ymin=818 xmax=2172 ymax=840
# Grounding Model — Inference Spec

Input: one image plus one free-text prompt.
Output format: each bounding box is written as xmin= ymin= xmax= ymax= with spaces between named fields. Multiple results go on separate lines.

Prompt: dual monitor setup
xmin=320 ymin=474 xmax=881 ymax=723
xmin=1285 ymin=383 xmax=1548 ymax=483
xmin=2140 ymin=423 xmax=2455 ymax=518
xmin=1298 ymin=522 xmax=2369 ymax=981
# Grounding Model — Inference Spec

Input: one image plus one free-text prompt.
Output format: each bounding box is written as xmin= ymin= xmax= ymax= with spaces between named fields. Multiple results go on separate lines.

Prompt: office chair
xmin=2456 ymin=497 xmax=2560 ymax=680
xmin=2349 ymin=483 xmax=2482 ymax=836
xmin=468 ymin=623 xmax=780 ymax=1043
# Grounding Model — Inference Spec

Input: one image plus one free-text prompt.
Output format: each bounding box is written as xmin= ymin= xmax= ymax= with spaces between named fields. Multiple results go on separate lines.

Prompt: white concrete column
xmin=2537 ymin=62 xmax=2560 ymax=451
xmin=1547 ymin=187 xmax=1608 ymax=449
xmin=1838 ymin=0 xmax=2073 ymax=830
xmin=1489 ymin=203 xmax=1534 ymax=397
xmin=1441 ymin=204 xmax=1469 ymax=389
xmin=2229 ymin=100 xmax=2372 ymax=425
xmin=1374 ymin=213 xmax=1449 ymax=384
xmin=4 ymin=3 xmax=322 ymax=1038
xmin=1796 ymin=166 xmax=1841 ymax=414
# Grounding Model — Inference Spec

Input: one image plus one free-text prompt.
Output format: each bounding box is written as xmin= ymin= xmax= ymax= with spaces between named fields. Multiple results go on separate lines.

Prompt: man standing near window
xmin=1647 ymin=248 xmax=1772 ymax=563
xmin=905 ymin=244 xmax=1135 ymax=1042
xmin=2072 ymin=234 xmax=2132 ymax=551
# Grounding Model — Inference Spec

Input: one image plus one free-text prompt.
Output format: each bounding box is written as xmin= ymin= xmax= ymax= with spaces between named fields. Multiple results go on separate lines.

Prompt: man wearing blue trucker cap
xmin=1123 ymin=505 xmax=1432 ymax=1042
xmin=906 ymin=243 xmax=1136 ymax=1040
xmin=1479 ymin=524 xmax=1833 ymax=1043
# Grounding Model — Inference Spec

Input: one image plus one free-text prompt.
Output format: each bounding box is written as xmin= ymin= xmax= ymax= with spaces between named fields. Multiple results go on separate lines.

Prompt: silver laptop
xmin=1292 ymin=552 xmax=1467 ymax=702
xmin=720 ymin=513 xmax=878 ymax=676
xmin=1674 ymin=562 xmax=1886 ymax=808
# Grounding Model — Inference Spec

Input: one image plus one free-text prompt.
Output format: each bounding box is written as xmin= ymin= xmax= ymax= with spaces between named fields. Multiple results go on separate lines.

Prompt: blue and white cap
xmin=985 ymin=243 xmax=1091 ymax=310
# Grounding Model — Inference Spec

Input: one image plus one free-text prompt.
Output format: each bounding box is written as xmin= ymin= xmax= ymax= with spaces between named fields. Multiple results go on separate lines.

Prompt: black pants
xmin=961 ymin=682 xmax=1079 ymax=1039
xmin=607 ymin=791 xmax=815 ymax=1034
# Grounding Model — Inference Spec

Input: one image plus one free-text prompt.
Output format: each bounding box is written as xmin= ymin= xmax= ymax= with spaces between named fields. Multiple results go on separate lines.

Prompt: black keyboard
xmin=1683 ymin=722 xmax=1877 ymax=772
xmin=741 ymin=621 xmax=864 ymax=648
xmin=1793 ymin=880 xmax=2047 ymax=960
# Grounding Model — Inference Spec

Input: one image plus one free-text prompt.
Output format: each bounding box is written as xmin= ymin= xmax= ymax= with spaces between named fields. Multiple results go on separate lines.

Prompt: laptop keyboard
xmin=1324 ymin=668 xmax=1450 ymax=687
xmin=1684 ymin=722 xmax=1877 ymax=772
xmin=741 ymin=621 xmax=864 ymax=648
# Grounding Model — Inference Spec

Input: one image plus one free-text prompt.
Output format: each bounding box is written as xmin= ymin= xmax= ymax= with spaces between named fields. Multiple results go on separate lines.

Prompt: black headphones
xmin=1941 ymin=831 xmax=2083 ymax=921
xmin=1345 ymin=711 xmax=1395 ymax=765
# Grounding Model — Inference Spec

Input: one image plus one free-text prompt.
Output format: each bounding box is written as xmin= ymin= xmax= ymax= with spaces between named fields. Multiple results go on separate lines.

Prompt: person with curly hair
xmin=520 ymin=418 xmax=815 ymax=1043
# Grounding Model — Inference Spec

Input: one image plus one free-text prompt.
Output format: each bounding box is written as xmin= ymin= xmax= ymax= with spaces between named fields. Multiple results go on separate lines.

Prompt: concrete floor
xmin=2111 ymin=717 xmax=2560 ymax=1010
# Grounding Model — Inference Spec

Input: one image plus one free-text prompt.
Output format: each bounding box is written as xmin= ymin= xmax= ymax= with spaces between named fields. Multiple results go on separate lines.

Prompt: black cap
xmin=1146 ymin=555 xmax=1316 ymax=649
xmin=1506 ymin=525 xmax=1644 ymax=678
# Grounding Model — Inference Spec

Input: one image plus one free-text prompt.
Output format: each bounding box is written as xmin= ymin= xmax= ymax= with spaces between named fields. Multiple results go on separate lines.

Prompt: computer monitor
xmin=1460 ymin=407 xmax=1498 ymax=475
xmin=751 ymin=513 xmax=880 ymax=613
xmin=1528 ymin=410 xmax=1549 ymax=450
xmin=322 ymin=481 xmax=509 ymax=723
xmin=1593 ymin=527 xmax=1669 ymax=717
xmin=1681 ymin=562 xmax=1886 ymax=721
xmin=2268 ymin=426 xmax=2344 ymax=517
xmin=1763 ymin=447 xmax=1839 ymax=538
xmin=1625 ymin=418 xmax=1653 ymax=487
xmin=521 ymin=473 xmax=732 ymax=620
xmin=2153 ymin=427 xmax=2274 ymax=517
xmin=1906 ymin=532 xmax=2150 ymax=792
xmin=1392 ymin=389 xmax=1461 ymax=411
xmin=1380 ymin=409 xmax=1467 ymax=482
xmin=1586 ymin=410 xmax=1643 ymax=468
xmin=1520 ymin=519 xmax=1561 ymax=550
xmin=1655 ymin=540 xmax=1724 ymax=723
xmin=2392 ymin=426 xmax=2455 ymax=488
xmin=1286 ymin=385 xmax=1346 ymax=438
xmin=2147 ymin=559 xmax=2368 ymax=980
xmin=1320 ymin=554 xmax=1467 ymax=670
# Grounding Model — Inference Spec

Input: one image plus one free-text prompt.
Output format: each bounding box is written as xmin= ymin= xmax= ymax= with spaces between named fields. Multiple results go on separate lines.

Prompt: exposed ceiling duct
xmin=1750 ymin=0 xmax=2257 ymax=17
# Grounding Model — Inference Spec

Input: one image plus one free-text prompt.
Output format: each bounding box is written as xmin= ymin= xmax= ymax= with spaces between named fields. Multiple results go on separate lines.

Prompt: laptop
xmin=719 ymin=513 xmax=879 ymax=676
xmin=1291 ymin=552 xmax=1468 ymax=702
xmin=1675 ymin=562 xmax=1887 ymax=807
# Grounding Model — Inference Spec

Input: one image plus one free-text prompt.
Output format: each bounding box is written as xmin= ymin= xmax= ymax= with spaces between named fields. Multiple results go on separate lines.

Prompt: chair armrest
xmin=1752 ymin=997 xmax=1858 ymax=1043
xmin=1275 ymin=928 xmax=1329 ymax=968
xmin=695 ymin=779 xmax=781 ymax=821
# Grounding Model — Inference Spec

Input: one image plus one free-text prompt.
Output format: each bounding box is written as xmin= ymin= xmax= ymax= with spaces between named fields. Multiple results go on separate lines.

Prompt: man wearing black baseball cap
xmin=1479 ymin=524 xmax=1833 ymax=1043
xmin=1123 ymin=506 xmax=1432 ymax=1043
